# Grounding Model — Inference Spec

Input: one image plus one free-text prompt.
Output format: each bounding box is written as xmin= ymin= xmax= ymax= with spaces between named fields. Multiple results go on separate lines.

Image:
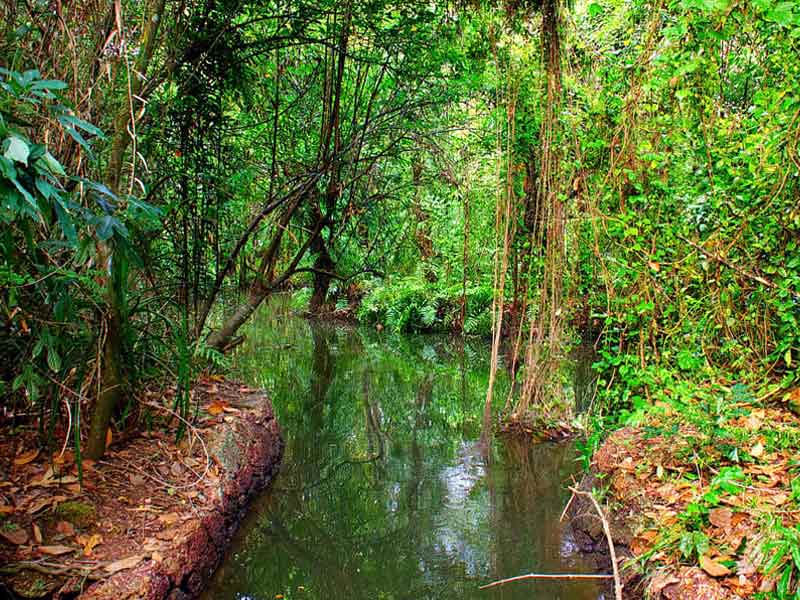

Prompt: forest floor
xmin=0 ymin=377 xmax=283 ymax=600
xmin=573 ymin=385 xmax=800 ymax=599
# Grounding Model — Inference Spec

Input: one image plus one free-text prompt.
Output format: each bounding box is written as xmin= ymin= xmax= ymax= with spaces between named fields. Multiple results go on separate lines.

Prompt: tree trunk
xmin=309 ymin=249 xmax=335 ymax=313
xmin=85 ymin=252 xmax=124 ymax=459
xmin=205 ymin=284 xmax=268 ymax=351
xmin=85 ymin=0 xmax=168 ymax=459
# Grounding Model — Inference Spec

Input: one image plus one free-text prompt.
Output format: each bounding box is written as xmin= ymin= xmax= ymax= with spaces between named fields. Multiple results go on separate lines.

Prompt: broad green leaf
xmin=4 ymin=136 xmax=29 ymax=165
xmin=54 ymin=201 xmax=76 ymax=246
xmin=30 ymin=79 xmax=67 ymax=91
xmin=41 ymin=151 xmax=66 ymax=176
xmin=0 ymin=156 xmax=16 ymax=179
xmin=766 ymin=1 xmax=797 ymax=26
xmin=57 ymin=114 xmax=104 ymax=138
xmin=47 ymin=347 xmax=61 ymax=372
xmin=96 ymin=215 xmax=116 ymax=241
xmin=10 ymin=178 xmax=39 ymax=216
xmin=34 ymin=178 xmax=59 ymax=200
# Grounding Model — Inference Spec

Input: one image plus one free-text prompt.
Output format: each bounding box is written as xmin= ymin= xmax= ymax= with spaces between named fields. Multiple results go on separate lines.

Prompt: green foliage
xmin=762 ymin=520 xmax=800 ymax=599
xmin=357 ymin=276 xmax=493 ymax=334
xmin=0 ymin=68 xmax=166 ymax=449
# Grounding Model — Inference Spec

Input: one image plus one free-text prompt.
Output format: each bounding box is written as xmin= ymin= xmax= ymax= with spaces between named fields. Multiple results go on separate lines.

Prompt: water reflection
xmin=202 ymin=297 xmax=601 ymax=600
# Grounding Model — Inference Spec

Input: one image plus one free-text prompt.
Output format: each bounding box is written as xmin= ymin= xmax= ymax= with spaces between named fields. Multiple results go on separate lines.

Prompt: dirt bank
xmin=0 ymin=378 xmax=283 ymax=600
xmin=569 ymin=399 xmax=800 ymax=600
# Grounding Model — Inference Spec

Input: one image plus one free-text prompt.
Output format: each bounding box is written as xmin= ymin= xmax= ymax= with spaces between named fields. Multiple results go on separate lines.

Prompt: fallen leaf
xmin=767 ymin=492 xmax=788 ymax=505
xmin=129 ymin=473 xmax=146 ymax=486
xmin=32 ymin=522 xmax=42 ymax=544
xmin=143 ymin=537 xmax=161 ymax=551
xmin=56 ymin=521 xmax=75 ymax=536
xmin=750 ymin=442 xmax=764 ymax=458
xmin=13 ymin=449 xmax=40 ymax=466
xmin=700 ymin=555 xmax=731 ymax=577
xmin=709 ymin=508 xmax=733 ymax=529
xmin=106 ymin=428 xmax=113 ymax=449
xmin=206 ymin=399 xmax=228 ymax=416
xmin=0 ymin=527 xmax=28 ymax=545
xmin=26 ymin=495 xmax=63 ymax=515
xmin=104 ymin=554 xmax=144 ymax=574
xmin=0 ymin=505 xmax=15 ymax=515
xmin=158 ymin=513 xmax=179 ymax=526
xmin=39 ymin=544 xmax=74 ymax=556
xmin=648 ymin=572 xmax=680 ymax=594
xmin=81 ymin=533 xmax=102 ymax=556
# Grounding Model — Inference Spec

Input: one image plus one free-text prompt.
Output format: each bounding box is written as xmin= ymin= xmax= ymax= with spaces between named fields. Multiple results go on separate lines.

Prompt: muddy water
xmin=202 ymin=297 xmax=603 ymax=600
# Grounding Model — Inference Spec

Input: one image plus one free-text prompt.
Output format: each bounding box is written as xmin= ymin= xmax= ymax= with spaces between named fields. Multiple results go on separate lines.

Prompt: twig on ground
xmin=142 ymin=399 xmax=212 ymax=490
xmin=98 ymin=400 xmax=213 ymax=492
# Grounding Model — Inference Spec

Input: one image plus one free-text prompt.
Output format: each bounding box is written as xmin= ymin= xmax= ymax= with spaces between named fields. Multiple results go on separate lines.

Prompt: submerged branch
xmin=479 ymin=572 xmax=614 ymax=590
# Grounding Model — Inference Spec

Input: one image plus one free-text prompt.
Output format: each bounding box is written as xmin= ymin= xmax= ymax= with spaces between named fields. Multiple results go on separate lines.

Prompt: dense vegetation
xmin=2 ymin=0 xmax=800 ymax=595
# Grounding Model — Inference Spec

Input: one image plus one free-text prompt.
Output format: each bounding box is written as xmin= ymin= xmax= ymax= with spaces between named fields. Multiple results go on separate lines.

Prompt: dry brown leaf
xmin=56 ymin=520 xmax=75 ymax=536
xmin=0 ymin=505 xmax=15 ymax=515
xmin=143 ymin=537 xmax=161 ymax=551
xmin=648 ymin=572 xmax=680 ymax=595
xmin=32 ymin=522 xmax=42 ymax=544
xmin=104 ymin=554 xmax=144 ymax=574
xmin=158 ymin=513 xmax=179 ymax=526
xmin=81 ymin=533 xmax=102 ymax=556
xmin=767 ymin=492 xmax=789 ymax=505
xmin=744 ymin=414 xmax=762 ymax=431
xmin=699 ymin=555 xmax=731 ymax=578
xmin=38 ymin=544 xmax=74 ymax=556
xmin=26 ymin=495 xmax=66 ymax=515
xmin=708 ymin=508 xmax=733 ymax=529
xmin=750 ymin=442 xmax=764 ymax=458
xmin=129 ymin=473 xmax=146 ymax=486
xmin=13 ymin=449 xmax=40 ymax=466
xmin=206 ymin=399 xmax=227 ymax=416
xmin=0 ymin=527 xmax=28 ymax=545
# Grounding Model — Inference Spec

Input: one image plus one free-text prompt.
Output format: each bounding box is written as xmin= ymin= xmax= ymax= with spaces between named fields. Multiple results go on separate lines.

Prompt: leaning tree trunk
xmin=205 ymin=284 xmax=268 ymax=351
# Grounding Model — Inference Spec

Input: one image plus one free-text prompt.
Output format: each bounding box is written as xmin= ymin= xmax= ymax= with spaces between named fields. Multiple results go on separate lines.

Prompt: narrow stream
xmin=202 ymin=297 xmax=603 ymax=600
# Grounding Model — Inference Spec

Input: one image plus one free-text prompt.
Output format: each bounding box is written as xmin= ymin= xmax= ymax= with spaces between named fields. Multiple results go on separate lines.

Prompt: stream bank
xmin=570 ymin=390 xmax=800 ymax=600
xmin=0 ymin=378 xmax=282 ymax=600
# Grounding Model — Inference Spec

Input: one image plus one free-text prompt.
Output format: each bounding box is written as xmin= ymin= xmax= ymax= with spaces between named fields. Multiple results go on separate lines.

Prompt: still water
xmin=202 ymin=297 xmax=602 ymax=600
